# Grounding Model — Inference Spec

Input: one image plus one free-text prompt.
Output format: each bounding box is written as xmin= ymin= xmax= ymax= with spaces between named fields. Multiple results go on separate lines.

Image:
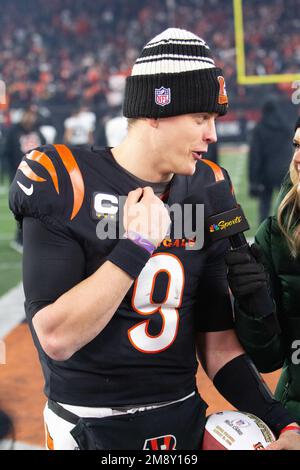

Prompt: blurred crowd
xmin=244 ymin=0 xmax=300 ymax=77
xmin=0 ymin=0 xmax=299 ymax=114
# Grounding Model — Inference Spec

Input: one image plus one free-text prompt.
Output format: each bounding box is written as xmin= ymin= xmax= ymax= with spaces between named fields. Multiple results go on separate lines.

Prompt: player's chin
xmin=173 ymin=160 xmax=196 ymax=176
xmin=172 ymin=159 xmax=196 ymax=176
xmin=184 ymin=161 xmax=197 ymax=175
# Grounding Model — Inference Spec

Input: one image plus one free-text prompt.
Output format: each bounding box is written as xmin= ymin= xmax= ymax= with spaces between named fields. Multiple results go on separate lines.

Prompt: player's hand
xmin=123 ymin=187 xmax=171 ymax=247
xmin=266 ymin=428 xmax=300 ymax=450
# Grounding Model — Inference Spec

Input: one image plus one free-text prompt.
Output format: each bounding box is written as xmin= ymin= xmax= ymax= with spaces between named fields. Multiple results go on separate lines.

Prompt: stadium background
xmin=0 ymin=0 xmax=299 ymax=449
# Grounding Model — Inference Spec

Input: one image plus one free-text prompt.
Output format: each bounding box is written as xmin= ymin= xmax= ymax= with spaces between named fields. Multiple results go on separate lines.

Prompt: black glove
xmin=225 ymin=244 xmax=280 ymax=333
xmin=225 ymin=243 xmax=269 ymax=297
xmin=249 ymin=183 xmax=265 ymax=198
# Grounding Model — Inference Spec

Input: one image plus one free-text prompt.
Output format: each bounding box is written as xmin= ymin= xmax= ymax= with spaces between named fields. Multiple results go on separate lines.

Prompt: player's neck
xmin=111 ymin=137 xmax=173 ymax=183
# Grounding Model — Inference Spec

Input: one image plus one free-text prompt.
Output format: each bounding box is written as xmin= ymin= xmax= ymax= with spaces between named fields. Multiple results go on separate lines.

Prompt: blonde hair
xmin=277 ymin=161 xmax=300 ymax=258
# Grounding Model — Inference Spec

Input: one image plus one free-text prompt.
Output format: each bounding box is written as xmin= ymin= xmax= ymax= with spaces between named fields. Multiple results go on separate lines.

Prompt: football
xmin=202 ymin=410 xmax=276 ymax=450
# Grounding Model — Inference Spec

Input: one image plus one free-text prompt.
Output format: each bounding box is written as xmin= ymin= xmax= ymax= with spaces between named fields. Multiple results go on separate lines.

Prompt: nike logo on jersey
xmin=17 ymin=181 xmax=34 ymax=196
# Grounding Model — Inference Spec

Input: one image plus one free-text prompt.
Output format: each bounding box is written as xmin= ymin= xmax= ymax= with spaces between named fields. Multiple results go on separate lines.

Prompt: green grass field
xmin=219 ymin=143 xmax=280 ymax=238
xmin=219 ymin=143 xmax=259 ymax=238
xmin=0 ymin=143 xmax=265 ymax=297
xmin=0 ymin=182 xmax=22 ymax=297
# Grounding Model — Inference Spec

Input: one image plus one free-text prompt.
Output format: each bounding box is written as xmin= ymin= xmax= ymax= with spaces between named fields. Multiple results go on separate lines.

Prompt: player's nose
xmin=203 ymin=118 xmax=217 ymax=144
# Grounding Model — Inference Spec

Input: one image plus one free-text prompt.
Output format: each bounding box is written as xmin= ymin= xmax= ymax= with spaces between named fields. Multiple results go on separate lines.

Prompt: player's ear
xmin=148 ymin=118 xmax=159 ymax=129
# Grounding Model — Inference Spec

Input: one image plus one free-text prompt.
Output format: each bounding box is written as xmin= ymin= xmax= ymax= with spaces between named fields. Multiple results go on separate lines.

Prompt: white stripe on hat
xmin=135 ymin=54 xmax=215 ymax=65
xmin=146 ymin=27 xmax=208 ymax=45
xmin=144 ymin=39 xmax=210 ymax=50
xmin=131 ymin=60 xmax=215 ymax=76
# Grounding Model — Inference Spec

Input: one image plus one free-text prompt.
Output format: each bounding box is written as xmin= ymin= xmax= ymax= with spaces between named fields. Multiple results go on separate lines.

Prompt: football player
xmin=9 ymin=28 xmax=300 ymax=450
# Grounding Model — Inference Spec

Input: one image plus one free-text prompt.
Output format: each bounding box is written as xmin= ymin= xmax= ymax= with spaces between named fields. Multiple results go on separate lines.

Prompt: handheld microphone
xmin=205 ymin=179 xmax=250 ymax=251
xmin=204 ymin=178 xmax=278 ymax=325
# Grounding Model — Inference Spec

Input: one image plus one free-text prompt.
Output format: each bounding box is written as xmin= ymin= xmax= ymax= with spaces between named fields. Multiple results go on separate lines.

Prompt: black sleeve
xmin=195 ymin=245 xmax=234 ymax=332
xmin=23 ymin=217 xmax=86 ymax=320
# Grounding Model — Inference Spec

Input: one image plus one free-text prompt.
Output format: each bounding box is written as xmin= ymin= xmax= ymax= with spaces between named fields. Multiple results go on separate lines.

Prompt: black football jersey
xmin=9 ymin=144 xmax=233 ymax=406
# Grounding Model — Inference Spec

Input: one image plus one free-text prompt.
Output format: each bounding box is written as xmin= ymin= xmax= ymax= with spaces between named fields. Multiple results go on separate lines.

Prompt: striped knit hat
xmin=123 ymin=28 xmax=228 ymax=118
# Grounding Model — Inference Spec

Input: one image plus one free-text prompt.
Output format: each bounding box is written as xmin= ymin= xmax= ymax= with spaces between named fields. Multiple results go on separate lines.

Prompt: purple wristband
xmin=124 ymin=231 xmax=156 ymax=254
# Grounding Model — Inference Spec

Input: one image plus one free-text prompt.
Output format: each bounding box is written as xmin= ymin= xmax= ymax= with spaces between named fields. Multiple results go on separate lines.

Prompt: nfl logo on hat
xmin=155 ymin=87 xmax=171 ymax=106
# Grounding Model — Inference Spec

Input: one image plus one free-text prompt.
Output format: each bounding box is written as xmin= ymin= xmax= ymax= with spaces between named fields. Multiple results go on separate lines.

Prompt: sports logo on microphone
xmin=210 ymin=216 xmax=243 ymax=233
xmin=207 ymin=207 xmax=249 ymax=241
xmin=209 ymin=223 xmax=220 ymax=233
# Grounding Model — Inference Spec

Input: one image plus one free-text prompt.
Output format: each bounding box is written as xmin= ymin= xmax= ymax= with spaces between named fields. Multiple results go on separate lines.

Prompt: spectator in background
xmin=3 ymin=104 xmax=46 ymax=252
xmin=63 ymin=104 xmax=96 ymax=147
xmin=104 ymin=107 xmax=128 ymax=147
xmin=248 ymin=97 xmax=293 ymax=223
xmin=38 ymin=110 xmax=58 ymax=144
xmin=3 ymin=105 xmax=45 ymax=182
xmin=93 ymin=116 xmax=107 ymax=148
xmin=94 ymin=106 xmax=128 ymax=148
xmin=237 ymin=109 xmax=248 ymax=143
xmin=0 ymin=0 xmax=298 ymax=112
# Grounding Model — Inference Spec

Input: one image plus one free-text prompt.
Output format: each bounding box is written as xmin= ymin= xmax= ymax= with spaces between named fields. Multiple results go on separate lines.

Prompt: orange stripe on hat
xmin=26 ymin=149 xmax=59 ymax=194
xmin=53 ymin=144 xmax=84 ymax=220
xmin=201 ymin=159 xmax=225 ymax=182
xmin=18 ymin=160 xmax=47 ymax=182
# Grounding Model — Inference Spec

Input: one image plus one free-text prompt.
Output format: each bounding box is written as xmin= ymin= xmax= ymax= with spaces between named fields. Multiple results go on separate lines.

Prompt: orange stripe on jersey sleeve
xmin=53 ymin=144 xmax=85 ymax=220
xmin=201 ymin=159 xmax=225 ymax=182
xmin=26 ymin=149 xmax=59 ymax=194
xmin=18 ymin=160 xmax=47 ymax=182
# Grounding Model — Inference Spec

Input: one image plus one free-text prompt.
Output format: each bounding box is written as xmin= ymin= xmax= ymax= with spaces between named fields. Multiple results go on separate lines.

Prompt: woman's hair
xmin=277 ymin=160 xmax=300 ymax=258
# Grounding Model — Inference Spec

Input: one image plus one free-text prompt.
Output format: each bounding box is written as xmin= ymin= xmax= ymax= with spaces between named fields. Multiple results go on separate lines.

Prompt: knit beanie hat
xmin=123 ymin=28 xmax=228 ymax=118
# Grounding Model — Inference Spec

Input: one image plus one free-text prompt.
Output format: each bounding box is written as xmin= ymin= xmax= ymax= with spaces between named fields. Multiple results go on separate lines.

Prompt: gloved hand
xmin=225 ymin=243 xmax=278 ymax=321
xmin=249 ymin=183 xmax=265 ymax=198
xmin=225 ymin=244 xmax=281 ymax=336
xmin=225 ymin=243 xmax=269 ymax=297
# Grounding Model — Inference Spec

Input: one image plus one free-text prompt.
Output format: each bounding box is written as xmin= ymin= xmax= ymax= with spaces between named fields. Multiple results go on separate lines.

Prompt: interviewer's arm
xmin=226 ymin=218 xmax=285 ymax=372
